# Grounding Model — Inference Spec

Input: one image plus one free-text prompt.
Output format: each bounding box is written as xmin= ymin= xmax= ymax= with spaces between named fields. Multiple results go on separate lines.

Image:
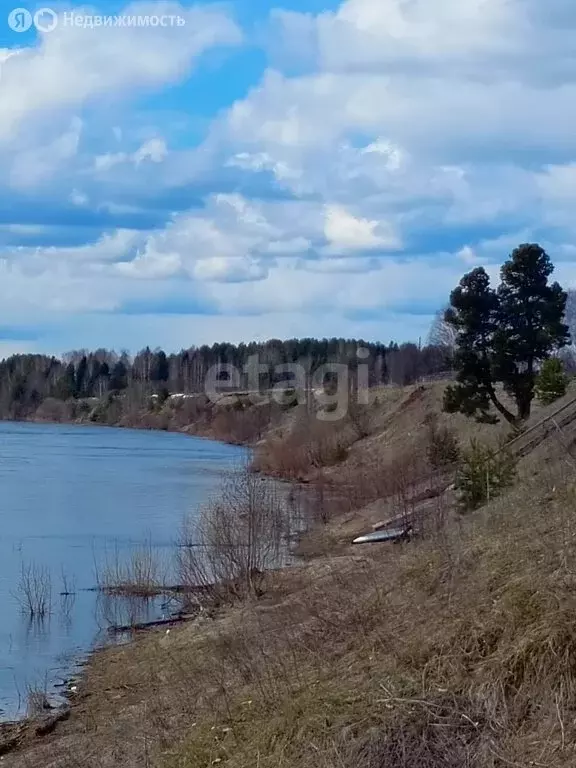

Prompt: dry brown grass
xmin=9 ymin=451 xmax=576 ymax=768
xmin=9 ymin=381 xmax=576 ymax=768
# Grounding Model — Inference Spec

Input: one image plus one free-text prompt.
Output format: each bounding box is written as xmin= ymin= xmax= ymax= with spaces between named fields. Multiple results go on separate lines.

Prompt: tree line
xmin=0 ymin=338 xmax=454 ymax=419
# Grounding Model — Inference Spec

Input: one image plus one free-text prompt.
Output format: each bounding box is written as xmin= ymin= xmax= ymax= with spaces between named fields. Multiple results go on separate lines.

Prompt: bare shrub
xmin=26 ymin=682 xmax=52 ymax=718
xmin=347 ymin=401 xmax=372 ymax=439
xmin=253 ymin=410 xmax=354 ymax=479
xmin=335 ymin=447 xmax=431 ymax=514
xmin=59 ymin=567 xmax=76 ymax=597
xmin=167 ymin=395 xmax=202 ymax=425
xmin=34 ymin=397 xmax=72 ymax=423
xmin=59 ymin=568 xmax=77 ymax=624
xmin=208 ymin=400 xmax=280 ymax=445
xmin=96 ymin=537 xmax=163 ymax=597
xmin=14 ymin=561 xmax=52 ymax=617
xmin=177 ymin=467 xmax=289 ymax=602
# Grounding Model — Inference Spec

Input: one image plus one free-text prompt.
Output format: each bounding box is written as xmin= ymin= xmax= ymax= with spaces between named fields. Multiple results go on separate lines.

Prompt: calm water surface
xmin=0 ymin=422 xmax=245 ymax=719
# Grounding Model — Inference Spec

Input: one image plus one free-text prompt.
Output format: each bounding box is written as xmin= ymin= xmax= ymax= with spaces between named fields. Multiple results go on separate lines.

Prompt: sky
xmin=0 ymin=0 xmax=575 ymax=357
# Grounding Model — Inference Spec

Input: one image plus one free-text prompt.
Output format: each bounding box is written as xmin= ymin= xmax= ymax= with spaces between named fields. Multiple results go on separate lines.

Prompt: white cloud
xmin=0 ymin=3 xmax=242 ymax=144
xmin=361 ymin=138 xmax=405 ymax=171
xmin=315 ymin=0 xmax=521 ymax=72
xmin=9 ymin=117 xmax=82 ymax=188
xmin=226 ymin=151 xmax=302 ymax=182
xmin=2 ymin=0 xmax=576 ymax=351
xmin=95 ymin=137 xmax=168 ymax=172
xmin=27 ymin=229 xmax=143 ymax=268
xmin=116 ymin=245 xmax=182 ymax=279
xmin=301 ymin=256 xmax=380 ymax=273
xmin=457 ymin=246 xmax=478 ymax=265
xmin=193 ymin=256 xmax=269 ymax=282
xmin=323 ymin=204 xmax=400 ymax=252
xmin=537 ymin=163 xmax=576 ymax=202
xmin=134 ymin=138 xmax=168 ymax=165
xmin=70 ymin=188 xmax=89 ymax=206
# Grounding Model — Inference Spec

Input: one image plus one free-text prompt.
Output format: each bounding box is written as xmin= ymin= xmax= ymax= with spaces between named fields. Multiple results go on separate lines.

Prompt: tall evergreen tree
xmin=109 ymin=360 xmax=128 ymax=392
xmin=444 ymin=244 xmax=570 ymax=425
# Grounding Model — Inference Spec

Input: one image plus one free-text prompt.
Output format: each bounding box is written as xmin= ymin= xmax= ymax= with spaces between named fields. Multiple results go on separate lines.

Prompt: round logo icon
xmin=33 ymin=7 xmax=58 ymax=32
xmin=7 ymin=8 xmax=33 ymax=32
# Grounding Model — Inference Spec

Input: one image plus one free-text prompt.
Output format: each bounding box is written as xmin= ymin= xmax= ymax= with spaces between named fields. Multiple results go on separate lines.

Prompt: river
xmin=0 ymin=422 xmax=246 ymax=720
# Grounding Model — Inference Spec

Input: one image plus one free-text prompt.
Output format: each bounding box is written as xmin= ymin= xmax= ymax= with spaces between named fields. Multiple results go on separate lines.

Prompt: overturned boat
xmin=352 ymin=525 xmax=413 ymax=545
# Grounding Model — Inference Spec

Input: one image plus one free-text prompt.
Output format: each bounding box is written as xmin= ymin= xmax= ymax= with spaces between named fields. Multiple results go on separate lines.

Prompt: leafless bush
xmin=14 ymin=561 xmax=52 ymax=617
xmin=58 ymin=568 xmax=77 ymax=625
xmin=60 ymin=568 xmax=77 ymax=597
xmin=335 ymin=447 xmax=431 ymax=513
xmin=34 ymin=397 xmax=73 ymax=423
xmin=177 ymin=468 xmax=289 ymax=602
xmin=96 ymin=537 xmax=163 ymax=597
xmin=210 ymin=401 xmax=279 ymax=444
xmin=262 ymin=425 xmax=350 ymax=480
xmin=26 ymin=681 xmax=52 ymax=718
xmin=347 ymin=401 xmax=372 ymax=439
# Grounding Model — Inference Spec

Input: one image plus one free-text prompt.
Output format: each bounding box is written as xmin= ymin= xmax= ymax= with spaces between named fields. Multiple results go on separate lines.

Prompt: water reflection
xmin=94 ymin=591 xmax=167 ymax=635
xmin=19 ymin=614 xmax=51 ymax=652
xmin=58 ymin=592 xmax=75 ymax=635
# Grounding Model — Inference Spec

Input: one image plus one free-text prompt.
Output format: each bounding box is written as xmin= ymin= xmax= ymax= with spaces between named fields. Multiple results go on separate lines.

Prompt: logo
xmin=7 ymin=8 xmax=32 ymax=31
xmin=33 ymin=7 xmax=58 ymax=32
xmin=7 ymin=7 xmax=58 ymax=33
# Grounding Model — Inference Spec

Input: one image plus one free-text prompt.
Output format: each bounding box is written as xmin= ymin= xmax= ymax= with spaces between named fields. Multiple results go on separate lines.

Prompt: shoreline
xmin=0 ymin=571 xmax=305 ymax=759
xmin=0 ymin=418 xmax=268 ymax=759
xmin=0 ymin=418 xmax=301 ymax=758
xmin=0 ymin=414 xmax=252 ymax=448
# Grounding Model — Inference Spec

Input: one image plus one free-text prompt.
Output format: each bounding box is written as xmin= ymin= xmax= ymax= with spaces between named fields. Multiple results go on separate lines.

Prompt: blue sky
xmin=0 ymin=0 xmax=575 ymax=356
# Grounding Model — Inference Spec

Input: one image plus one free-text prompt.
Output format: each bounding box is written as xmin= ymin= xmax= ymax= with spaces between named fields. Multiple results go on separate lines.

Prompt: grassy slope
xmin=8 ymin=383 xmax=576 ymax=767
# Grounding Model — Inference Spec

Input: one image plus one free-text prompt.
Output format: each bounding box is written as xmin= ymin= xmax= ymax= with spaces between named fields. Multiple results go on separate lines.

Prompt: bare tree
xmin=561 ymin=289 xmax=576 ymax=372
xmin=427 ymin=308 xmax=458 ymax=351
xmin=177 ymin=467 xmax=288 ymax=601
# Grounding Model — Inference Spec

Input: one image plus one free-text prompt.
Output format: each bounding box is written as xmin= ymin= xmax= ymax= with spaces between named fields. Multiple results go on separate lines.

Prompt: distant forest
xmin=0 ymin=338 xmax=453 ymax=420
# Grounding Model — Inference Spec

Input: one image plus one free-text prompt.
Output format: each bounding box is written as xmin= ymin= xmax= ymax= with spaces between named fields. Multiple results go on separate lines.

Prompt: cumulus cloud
xmin=94 ymin=138 xmax=168 ymax=172
xmin=9 ymin=117 xmax=83 ymax=189
xmin=0 ymin=3 xmax=242 ymax=144
xmin=193 ymin=256 xmax=269 ymax=282
xmin=323 ymin=205 xmax=400 ymax=253
xmin=1 ymin=0 xmax=576 ymax=351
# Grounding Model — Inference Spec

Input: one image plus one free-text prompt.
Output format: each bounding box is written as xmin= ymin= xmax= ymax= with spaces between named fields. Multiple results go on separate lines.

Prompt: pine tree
xmin=535 ymin=358 xmax=569 ymax=405
xmin=444 ymin=244 xmax=570 ymax=424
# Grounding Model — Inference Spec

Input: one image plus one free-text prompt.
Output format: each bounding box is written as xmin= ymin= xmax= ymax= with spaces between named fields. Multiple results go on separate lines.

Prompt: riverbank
xmin=7 ymin=382 xmax=576 ymax=766
xmin=0 ymin=382 xmax=490 ymax=760
xmin=5 ymin=389 xmax=288 ymax=452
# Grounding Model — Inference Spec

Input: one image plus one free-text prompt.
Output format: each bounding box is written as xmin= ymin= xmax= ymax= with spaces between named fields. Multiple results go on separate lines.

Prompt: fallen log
xmin=372 ymin=513 xmax=412 ymax=532
xmin=107 ymin=613 xmax=197 ymax=635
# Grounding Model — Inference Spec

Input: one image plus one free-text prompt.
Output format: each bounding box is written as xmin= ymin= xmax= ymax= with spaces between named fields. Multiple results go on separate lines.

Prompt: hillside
xmin=6 ymin=381 xmax=576 ymax=767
